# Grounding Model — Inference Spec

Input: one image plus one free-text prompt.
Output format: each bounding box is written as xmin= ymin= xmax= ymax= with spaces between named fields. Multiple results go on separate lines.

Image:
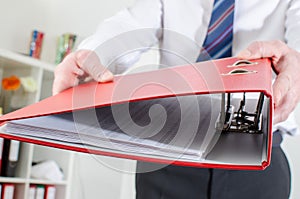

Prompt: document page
xmin=4 ymin=94 xmax=222 ymax=161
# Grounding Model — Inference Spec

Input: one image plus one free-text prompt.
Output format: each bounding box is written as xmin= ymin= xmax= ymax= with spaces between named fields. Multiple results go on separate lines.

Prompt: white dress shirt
xmin=78 ymin=0 xmax=300 ymax=135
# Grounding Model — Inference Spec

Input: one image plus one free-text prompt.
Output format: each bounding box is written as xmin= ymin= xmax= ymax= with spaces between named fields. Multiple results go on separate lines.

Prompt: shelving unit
xmin=0 ymin=49 xmax=74 ymax=199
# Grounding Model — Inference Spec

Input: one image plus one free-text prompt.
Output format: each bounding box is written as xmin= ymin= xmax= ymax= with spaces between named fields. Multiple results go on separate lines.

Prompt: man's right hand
xmin=52 ymin=50 xmax=114 ymax=95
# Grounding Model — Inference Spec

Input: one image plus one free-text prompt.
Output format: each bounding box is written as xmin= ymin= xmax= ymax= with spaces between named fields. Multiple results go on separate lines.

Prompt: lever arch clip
xmin=216 ymin=92 xmax=264 ymax=134
xmin=228 ymin=60 xmax=258 ymax=67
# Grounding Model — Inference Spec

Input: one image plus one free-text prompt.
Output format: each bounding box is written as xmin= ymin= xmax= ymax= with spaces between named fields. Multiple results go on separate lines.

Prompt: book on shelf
xmin=1 ymin=139 xmax=20 ymax=177
xmin=1 ymin=184 xmax=15 ymax=199
xmin=28 ymin=185 xmax=37 ymax=199
xmin=55 ymin=33 xmax=77 ymax=64
xmin=44 ymin=185 xmax=56 ymax=199
xmin=28 ymin=185 xmax=56 ymax=199
xmin=0 ymin=57 xmax=273 ymax=170
xmin=29 ymin=30 xmax=44 ymax=59
xmin=0 ymin=138 xmax=4 ymax=173
xmin=35 ymin=185 xmax=45 ymax=199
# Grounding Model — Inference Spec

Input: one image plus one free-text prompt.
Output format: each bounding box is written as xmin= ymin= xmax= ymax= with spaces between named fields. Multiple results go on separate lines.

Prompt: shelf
xmin=0 ymin=48 xmax=55 ymax=72
xmin=0 ymin=49 xmax=73 ymax=199
xmin=0 ymin=177 xmax=27 ymax=184
xmin=28 ymin=179 xmax=68 ymax=185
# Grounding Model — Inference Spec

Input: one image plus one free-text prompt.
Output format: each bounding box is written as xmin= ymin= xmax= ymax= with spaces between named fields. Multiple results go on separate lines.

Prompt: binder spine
xmin=1 ymin=184 xmax=15 ymax=199
xmin=44 ymin=185 xmax=56 ymax=199
xmin=1 ymin=139 xmax=20 ymax=177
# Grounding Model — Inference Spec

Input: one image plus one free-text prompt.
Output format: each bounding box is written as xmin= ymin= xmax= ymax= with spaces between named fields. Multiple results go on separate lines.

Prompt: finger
xmin=272 ymin=72 xmax=291 ymax=106
xmin=52 ymin=54 xmax=84 ymax=95
xmin=76 ymin=50 xmax=114 ymax=82
xmin=237 ymin=41 xmax=285 ymax=63
xmin=273 ymin=87 xmax=298 ymax=124
xmin=72 ymin=66 xmax=85 ymax=76
xmin=61 ymin=53 xmax=85 ymax=76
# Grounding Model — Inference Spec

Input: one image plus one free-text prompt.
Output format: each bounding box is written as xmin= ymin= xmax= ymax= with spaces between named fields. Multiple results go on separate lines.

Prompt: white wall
xmin=0 ymin=0 xmax=135 ymax=63
xmin=0 ymin=0 xmax=300 ymax=199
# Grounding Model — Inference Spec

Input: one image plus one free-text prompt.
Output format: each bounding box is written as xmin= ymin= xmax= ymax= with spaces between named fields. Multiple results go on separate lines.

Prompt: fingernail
xmin=237 ymin=50 xmax=251 ymax=58
xmin=74 ymin=68 xmax=85 ymax=76
xmin=99 ymin=71 xmax=114 ymax=82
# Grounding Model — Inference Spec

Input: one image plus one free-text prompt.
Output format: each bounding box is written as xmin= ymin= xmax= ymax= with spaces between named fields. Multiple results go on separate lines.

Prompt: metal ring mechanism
xmin=215 ymin=92 xmax=265 ymax=134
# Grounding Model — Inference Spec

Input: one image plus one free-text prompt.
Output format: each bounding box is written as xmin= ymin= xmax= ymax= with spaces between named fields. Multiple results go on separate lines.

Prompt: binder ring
xmin=222 ymin=68 xmax=257 ymax=76
xmin=228 ymin=60 xmax=258 ymax=68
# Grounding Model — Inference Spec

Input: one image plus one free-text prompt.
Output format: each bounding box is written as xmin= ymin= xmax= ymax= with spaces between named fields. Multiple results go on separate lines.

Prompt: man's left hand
xmin=238 ymin=40 xmax=300 ymax=124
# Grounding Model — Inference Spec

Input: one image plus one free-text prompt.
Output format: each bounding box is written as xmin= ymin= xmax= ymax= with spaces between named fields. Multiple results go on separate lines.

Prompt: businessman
xmin=53 ymin=0 xmax=300 ymax=198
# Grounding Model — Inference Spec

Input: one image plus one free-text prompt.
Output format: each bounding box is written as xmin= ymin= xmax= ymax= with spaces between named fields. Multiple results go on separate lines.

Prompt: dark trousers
xmin=136 ymin=147 xmax=291 ymax=199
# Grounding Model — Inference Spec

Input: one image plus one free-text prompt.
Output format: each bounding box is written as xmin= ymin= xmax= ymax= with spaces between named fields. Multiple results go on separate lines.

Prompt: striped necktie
xmin=196 ymin=0 xmax=235 ymax=62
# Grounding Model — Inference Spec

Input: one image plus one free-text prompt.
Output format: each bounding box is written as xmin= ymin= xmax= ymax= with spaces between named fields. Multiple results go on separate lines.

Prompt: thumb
xmin=237 ymin=41 xmax=284 ymax=63
xmin=237 ymin=49 xmax=252 ymax=59
xmin=98 ymin=70 xmax=114 ymax=82
xmin=52 ymin=75 xmax=80 ymax=95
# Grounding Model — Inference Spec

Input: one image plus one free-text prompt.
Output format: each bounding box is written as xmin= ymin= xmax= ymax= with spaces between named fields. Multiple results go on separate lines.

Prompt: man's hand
xmin=238 ymin=40 xmax=300 ymax=124
xmin=52 ymin=50 xmax=114 ymax=95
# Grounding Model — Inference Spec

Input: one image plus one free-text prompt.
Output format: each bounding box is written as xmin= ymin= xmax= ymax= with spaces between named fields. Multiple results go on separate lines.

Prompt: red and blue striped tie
xmin=196 ymin=0 xmax=235 ymax=61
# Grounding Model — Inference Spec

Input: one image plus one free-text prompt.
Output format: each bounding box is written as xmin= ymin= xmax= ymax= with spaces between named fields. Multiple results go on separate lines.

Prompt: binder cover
xmin=0 ymin=57 xmax=273 ymax=170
